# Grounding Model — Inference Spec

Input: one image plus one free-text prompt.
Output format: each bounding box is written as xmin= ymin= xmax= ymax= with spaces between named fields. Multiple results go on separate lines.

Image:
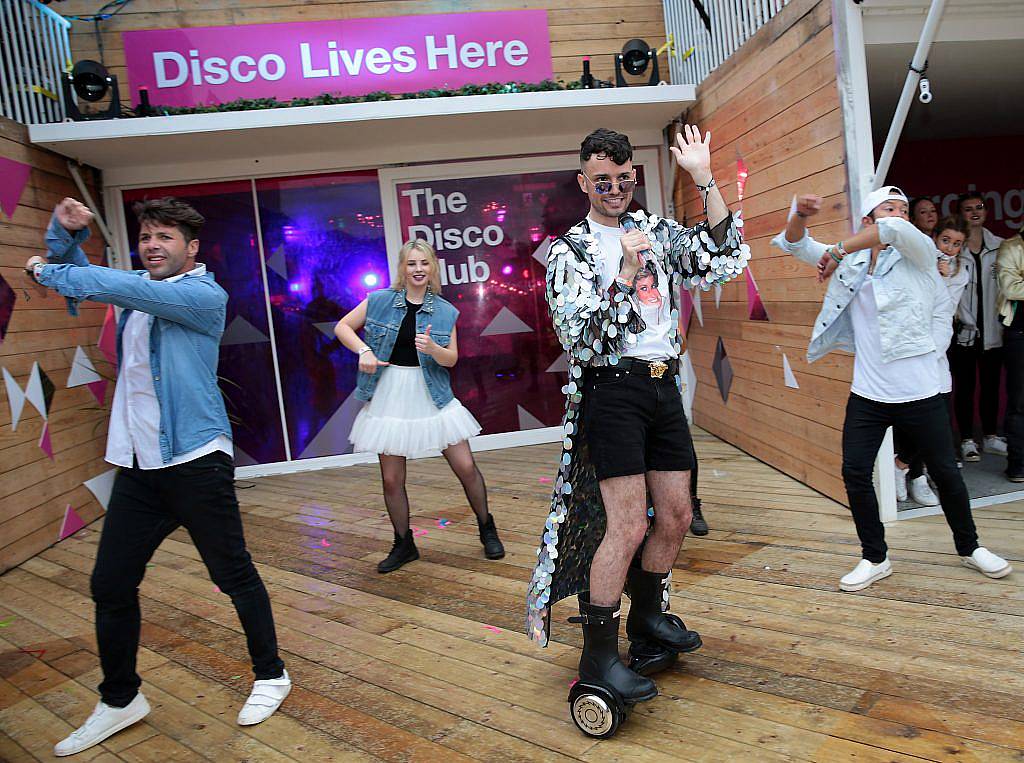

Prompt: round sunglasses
xmin=580 ymin=170 xmax=637 ymax=195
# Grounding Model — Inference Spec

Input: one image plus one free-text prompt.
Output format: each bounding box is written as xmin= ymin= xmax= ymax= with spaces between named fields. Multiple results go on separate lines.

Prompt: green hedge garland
xmin=137 ymin=79 xmax=585 ymax=117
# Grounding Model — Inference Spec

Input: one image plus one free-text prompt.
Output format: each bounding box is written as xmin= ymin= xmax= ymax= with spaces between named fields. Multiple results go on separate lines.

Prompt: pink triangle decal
xmin=747 ymin=268 xmax=769 ymax=321
xmin=59 ymin=504 xmax=87 ymax=540
xmin=39 ymin=421 xmax=54 ymax=460
xmin=97 ymin=305 xmax=118 ymax=366
xmin=87 ymin=379 xmax=108 ymax=406
xmin=0 ymin=157 xmax=31 ymax=219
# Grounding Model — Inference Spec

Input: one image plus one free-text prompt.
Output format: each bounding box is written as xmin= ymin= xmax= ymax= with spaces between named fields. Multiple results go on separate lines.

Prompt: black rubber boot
xmin=690 ymin=498 xmax=709 ymax=536
xmin=625 ymin=567 xmax=702 ymax=657
xmin=477 ymin=513 xmax=505 ymax=560
xmin=377 ymin=530 xmax=419 ymax=573
xmin=570 ymin=596 xmax=658 ymax=703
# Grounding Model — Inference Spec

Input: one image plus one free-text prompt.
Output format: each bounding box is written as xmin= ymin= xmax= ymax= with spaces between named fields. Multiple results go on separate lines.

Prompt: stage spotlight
xmin=61 ymin=60 xmax=121 ymax=121
xmin=615 ymin=39 xmax=660 ymax=87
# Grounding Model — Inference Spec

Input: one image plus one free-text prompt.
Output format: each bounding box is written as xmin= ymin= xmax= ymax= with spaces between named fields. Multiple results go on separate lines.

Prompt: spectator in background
xmin=911 ymin=197 xmax=938 ymax=236
xmin=996 ymin=226 xmax=1024 ymax=482
xmin=950 ymin=192 xmax=1006 ymax=461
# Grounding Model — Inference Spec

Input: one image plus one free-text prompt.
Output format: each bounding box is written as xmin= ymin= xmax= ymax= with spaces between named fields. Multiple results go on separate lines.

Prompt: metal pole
xmin=872 ymin=0 xmax=947 ymax=188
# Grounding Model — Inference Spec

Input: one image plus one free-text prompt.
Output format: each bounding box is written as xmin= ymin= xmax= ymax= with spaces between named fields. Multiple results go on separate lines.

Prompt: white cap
xmin=860 ymin=185 xmax=909 ymax=219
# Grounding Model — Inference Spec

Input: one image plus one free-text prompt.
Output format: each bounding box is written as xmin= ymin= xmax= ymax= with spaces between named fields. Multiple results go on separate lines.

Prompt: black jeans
xmin=949 ymin=343 xmax=1004 ymax=438
xmin=842 ymin=394 xmax=979 ymax=563
xmin=894 ymin=392 xmax=959 ymax=476
xmin=1005 ymin=328 xmax=1024 ymax=471
xmin=91 ymin=451 xmax=284 ymax=707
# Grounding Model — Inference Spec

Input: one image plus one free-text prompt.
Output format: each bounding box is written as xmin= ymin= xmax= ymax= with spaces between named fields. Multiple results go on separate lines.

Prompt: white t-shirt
xmin=849 ymin=275 xmax=940 ymax=403
xmin=588 ymin=217 xmax=676 ymax=361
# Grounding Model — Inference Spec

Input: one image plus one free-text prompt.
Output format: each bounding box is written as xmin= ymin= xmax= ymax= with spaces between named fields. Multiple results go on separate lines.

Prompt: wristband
xmin=358 ymin=346 xmax=372 ymax=355
xmin=695 ymin=177 xmax=716 ymax=193
xmin=829 ymin=248 xmax=842 ymax=265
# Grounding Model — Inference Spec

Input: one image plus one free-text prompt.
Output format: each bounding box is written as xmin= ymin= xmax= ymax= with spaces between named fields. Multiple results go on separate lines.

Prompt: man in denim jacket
xmin=26 ymin=197 xmax=290 ymax=756
xmin=772 ymin=188 xmax=1011 ymax=592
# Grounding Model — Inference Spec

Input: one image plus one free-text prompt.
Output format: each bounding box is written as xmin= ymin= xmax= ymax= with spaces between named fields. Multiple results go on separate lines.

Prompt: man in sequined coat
xmin=526 ymin=127 xmax=750 ymax=702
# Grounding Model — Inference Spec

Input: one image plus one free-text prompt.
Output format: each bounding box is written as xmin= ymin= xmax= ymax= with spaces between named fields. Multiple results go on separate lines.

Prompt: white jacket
xmin=956 ymin=227 xmax=1005 ymax=349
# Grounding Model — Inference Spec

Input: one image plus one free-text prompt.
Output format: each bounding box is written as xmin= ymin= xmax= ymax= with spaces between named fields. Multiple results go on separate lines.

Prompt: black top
xmin=1011 ymin=301 xmax=1024 ymax=330
xmin=389 ymin=298 xmax=422 ymax=366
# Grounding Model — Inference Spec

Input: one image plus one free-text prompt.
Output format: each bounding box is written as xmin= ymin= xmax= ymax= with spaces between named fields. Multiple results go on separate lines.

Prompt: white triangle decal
xmin=532 ymin=237 xmax=552 ymax=266
xmin=221 ymin=316 xmax=270 ymax=346
xmin=517 ymin=405 xmax=546 ymax=430
xmin=3 ymin=367 xmax=26 ymax=431
xmin=314 ymin=321 xmax=338 ymax=339
xmin=266 ymin=246 xmax=288 ymax=279
xmin=84 ymin=468 xmax=119 ymax=511
xmin=480 ymin=306 xmax=533 ymax=337
xmin=67 ymin=346 xmax=102 ymax=387
xmin=545 ymin=353 xmax=569 ymax=373
xmin=298 ymin=390 xmax=363 ymax=459
xmin=783 ymin=353 xmax=800 ymax=389
xmin=692 ymin=289 xmax=704 ymax=327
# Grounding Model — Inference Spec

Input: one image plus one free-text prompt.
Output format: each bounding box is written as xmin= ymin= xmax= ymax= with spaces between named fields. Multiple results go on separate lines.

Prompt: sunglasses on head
xmin=581 ymin=170 xmax=637 ymax=195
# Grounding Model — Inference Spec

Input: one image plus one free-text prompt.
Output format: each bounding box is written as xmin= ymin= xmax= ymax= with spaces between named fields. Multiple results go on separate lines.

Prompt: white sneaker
xmin=961 ymin=547 xmax=1012 ymax=579
xmin=961 ymin=439 xmax=981 ymax=462
xmin=983 ymin=435 xmax=1008 ymax=456
xmin=894 ymin=465 xmax=908 ymax=501
xmin=908 ymin=475 xmax=939 ymax=506
xmin=840 ymin=557 xmax=892 ymax=592
xmin=54 ymin=693 xmax=150 ymax=757
xmin=237 ymin=669 xmax=292 ymax=725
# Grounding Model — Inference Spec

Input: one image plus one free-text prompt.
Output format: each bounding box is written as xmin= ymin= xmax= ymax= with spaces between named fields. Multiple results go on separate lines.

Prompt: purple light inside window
xmin=501 ymin=264 xmax=513 ymax=275
xmin=363 ymin=273 xmax=379 ymax=287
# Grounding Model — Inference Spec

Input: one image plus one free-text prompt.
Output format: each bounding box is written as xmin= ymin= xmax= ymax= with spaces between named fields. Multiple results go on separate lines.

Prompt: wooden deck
xmin=1 ymin=428 xmax=1023 ymax=762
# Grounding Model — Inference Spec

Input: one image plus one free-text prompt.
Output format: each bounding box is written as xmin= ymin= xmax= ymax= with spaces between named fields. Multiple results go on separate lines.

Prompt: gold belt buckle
xmin=649 ymin=361 xmax=668 ymax=379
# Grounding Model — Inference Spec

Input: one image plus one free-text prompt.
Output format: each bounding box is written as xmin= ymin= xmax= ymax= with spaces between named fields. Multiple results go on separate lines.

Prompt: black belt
xmin=591 ymin=357 xmax=679 ymax=379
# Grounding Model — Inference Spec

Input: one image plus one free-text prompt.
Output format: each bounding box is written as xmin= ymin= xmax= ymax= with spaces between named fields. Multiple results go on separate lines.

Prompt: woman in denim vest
xmin=335 ymin=240 xmax=504 ymax=572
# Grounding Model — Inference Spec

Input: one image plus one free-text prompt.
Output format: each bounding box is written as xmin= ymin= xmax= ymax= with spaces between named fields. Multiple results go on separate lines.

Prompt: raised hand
xmin=414 ymin=324 xmax=439 ymax=356
xmin=795 ymin=194 xmax=822 ymax=218
xmin=669 ymin=124 xmax=712 ymax=181
xmin=54 ymin=197 xmax=93 ymax=232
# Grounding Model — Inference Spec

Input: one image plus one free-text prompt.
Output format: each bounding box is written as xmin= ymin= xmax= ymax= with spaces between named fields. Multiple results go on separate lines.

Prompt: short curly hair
xmin=133 ymin=197 xmax=205 ymax=242
xmin=580 ymin=128 xmax=633 ymax=166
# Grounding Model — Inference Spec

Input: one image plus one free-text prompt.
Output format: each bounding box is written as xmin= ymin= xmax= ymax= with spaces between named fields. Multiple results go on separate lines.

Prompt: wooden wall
xmin=675 ymin=0 xmax=853 ymax=503
xmin=54 ymin=0 xmax=669 ymax=95
xmin=0 ymin=118 xmax=110 ymax=573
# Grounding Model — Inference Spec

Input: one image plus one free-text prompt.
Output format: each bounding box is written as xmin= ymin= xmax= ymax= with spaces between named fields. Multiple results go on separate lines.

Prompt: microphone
xmin=619 ymin=213 xmax=652 ymax=273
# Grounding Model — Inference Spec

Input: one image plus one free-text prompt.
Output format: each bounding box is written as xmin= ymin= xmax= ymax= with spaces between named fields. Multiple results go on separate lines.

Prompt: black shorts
xmin=582 ymin=363 xmax=695 ymax=481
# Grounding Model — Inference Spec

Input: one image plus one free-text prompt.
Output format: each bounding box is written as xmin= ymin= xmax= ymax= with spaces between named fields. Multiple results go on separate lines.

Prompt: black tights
xmin=378 ymin=440 xmax=489 ymax=535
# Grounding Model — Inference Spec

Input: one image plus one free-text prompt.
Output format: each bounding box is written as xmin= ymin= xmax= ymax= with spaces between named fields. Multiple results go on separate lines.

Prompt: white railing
xmin=0 ymin=0 xmax=73 ymax=124
xmin=663 ymin=0 xmax=790 ymax=85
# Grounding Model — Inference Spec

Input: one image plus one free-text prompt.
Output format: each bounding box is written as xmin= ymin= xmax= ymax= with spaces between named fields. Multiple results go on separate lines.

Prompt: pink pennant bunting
xmin=746 ymin=268 xmax=769 ymax=321
xmin=0 ymin=157 xmax=31 ymax=219
xmin=38 ymin=421 xmax=54 ymax=460
xmin=58 ymin=504 xmax=86 ymax=540
xmin=97 ymin=305 xmax=118 ymax=366
xmin=86 ymin=379 xmax=108 ymax=406
xmin=679 ymin=288 xmax=695 ymax=335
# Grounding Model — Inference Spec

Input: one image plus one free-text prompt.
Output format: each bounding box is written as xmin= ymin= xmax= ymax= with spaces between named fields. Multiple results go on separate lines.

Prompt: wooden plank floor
xmin=1 ymin=428 xmax=1023 ymax=762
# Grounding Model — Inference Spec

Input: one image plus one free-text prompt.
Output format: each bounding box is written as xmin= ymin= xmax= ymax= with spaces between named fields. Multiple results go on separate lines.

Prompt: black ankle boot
xmin=569 ymin=596 xmax=658 ymax=703
xmin=690 ymin=497 xmax=708 ymax=536
xmin=377 ymin=530 xmax=418 ymax=573
xmin=625 ymin=567 xmax=702 ymax=655
xmin=477 ymin=513 xmax=505 ymax=560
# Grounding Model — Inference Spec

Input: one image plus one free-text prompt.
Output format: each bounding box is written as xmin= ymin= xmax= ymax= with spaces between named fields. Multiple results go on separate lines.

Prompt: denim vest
xmin=355 ymin=288 xmax=458 ymax=408
xmin=41 ymin=217 xmax=232 ymax=464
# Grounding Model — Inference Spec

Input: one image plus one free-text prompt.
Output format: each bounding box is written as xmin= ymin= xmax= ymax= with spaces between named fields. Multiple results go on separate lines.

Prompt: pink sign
xmin=122 ymin=11 xmax=552 ymax=108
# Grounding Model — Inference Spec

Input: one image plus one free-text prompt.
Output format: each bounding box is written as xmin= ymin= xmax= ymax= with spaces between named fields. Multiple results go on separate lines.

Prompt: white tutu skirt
xmin=349 ymin=365 xmax=481 ymax=457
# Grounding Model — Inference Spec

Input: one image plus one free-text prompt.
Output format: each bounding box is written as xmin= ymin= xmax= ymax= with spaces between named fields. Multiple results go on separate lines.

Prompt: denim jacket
xmin=39 ymin=216 xmax=232 ymax=464
xmin=355 ymin=288 xmax=458 ymax=409
xmin=772 ymin=217 xmax=944 ymax=364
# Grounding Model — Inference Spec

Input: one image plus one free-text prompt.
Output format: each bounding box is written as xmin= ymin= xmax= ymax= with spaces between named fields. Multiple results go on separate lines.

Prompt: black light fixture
xmin=615 ymin=39 xmax=659 ymax=87
xmin=61 ymin=60 xmax=121 ymax=121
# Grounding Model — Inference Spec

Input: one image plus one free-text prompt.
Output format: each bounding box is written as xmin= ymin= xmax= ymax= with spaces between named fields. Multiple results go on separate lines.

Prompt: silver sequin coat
xmin=526 ymin=209 xmax=751 ymax=646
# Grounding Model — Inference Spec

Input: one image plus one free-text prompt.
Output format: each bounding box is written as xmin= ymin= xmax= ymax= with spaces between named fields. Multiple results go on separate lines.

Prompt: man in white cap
xmin=772 ymin=187 xmax=1012 ymax=591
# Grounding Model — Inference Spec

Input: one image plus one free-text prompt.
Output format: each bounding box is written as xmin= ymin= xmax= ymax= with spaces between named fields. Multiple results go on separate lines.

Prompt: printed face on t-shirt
xmin=635 ymin=271 xmax=662 ymax=308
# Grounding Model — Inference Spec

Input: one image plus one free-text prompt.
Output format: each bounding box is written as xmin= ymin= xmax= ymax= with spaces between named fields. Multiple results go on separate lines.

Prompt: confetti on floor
xmin=483 ymin=625 xmax=502 ymax=634
xmin=539 ymin=477 xmax=552 ymax=484
xmin=436 ymin=518 xmax=451 ymax=528
xmin=319 ymin=538 xmax=331 ymax=548
xmin=412 ymin=527 xmax=428 ymax=537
